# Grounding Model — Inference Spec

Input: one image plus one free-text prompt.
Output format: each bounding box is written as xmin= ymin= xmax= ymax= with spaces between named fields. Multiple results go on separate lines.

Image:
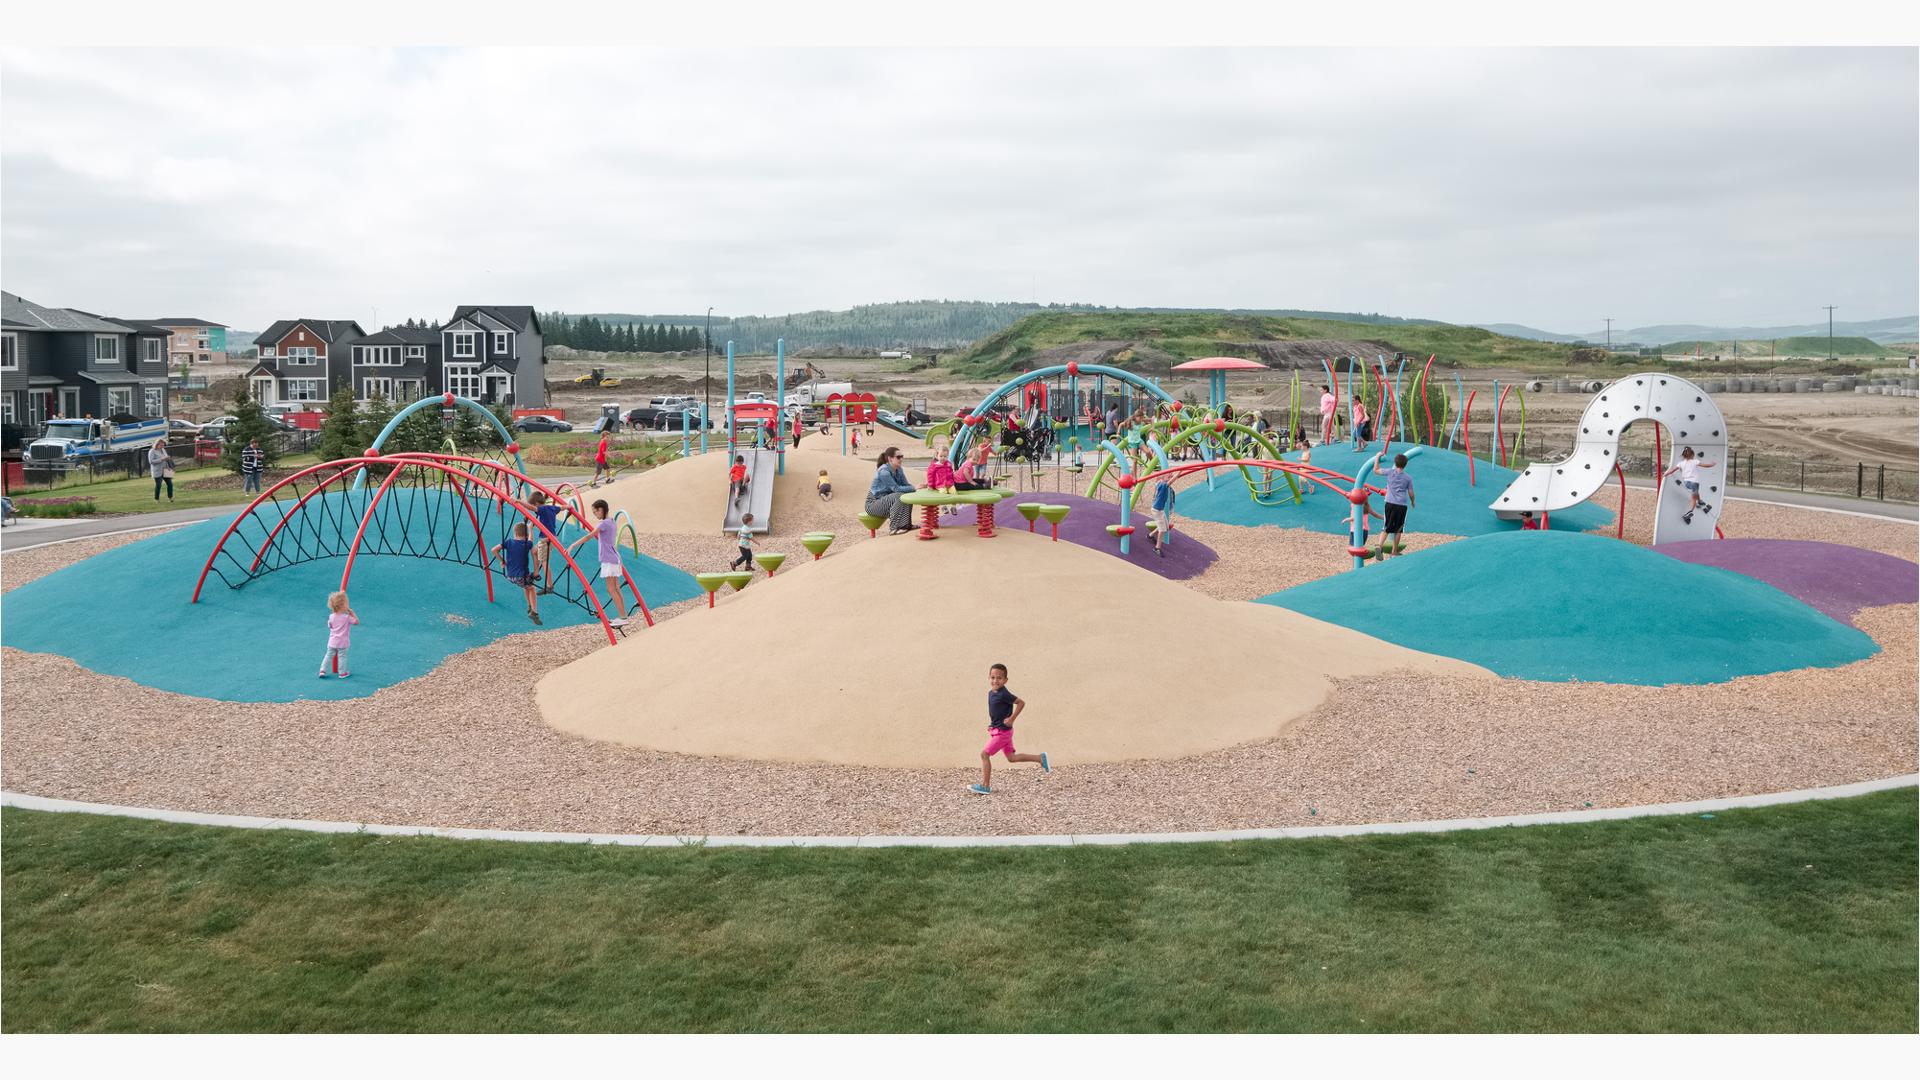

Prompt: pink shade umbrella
xmin=1171 ymin=357 xmax=1270 ymax=370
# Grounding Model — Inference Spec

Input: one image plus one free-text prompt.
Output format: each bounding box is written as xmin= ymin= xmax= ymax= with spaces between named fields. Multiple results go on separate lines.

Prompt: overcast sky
xmin=1 ymin=47 xmax=1914 ymax=334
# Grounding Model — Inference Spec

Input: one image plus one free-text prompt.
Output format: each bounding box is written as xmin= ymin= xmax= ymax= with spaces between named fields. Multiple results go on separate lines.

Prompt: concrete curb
xmin=5 ymin=775 xmax=1912 ymax=849
xmin=0 ymin=521 xmax=203 ymax=551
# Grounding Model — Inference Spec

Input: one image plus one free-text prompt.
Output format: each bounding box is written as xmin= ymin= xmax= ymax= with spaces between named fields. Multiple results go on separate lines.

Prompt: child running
xmin=1662 ymin=446 xmax=1717 ymax=523
xmin=590 ymin=432 xmax=612 ymax=487
xmin=564 ymin=499 xmax=630 ymax=628
xmin=731 ymin=513 xmax=758 ymax=570
xmin=969 ymin=663 xmax=1050 ymax=795
xmin=491 ymin=521 xmax=543 ymax=624
xmin=318 ymin=590 xmax=358 ymax=678
xmin=728 ymin=454 xmax=749 ymax=507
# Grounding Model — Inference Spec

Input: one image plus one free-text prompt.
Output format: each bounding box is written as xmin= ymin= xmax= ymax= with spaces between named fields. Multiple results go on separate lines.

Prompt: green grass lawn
xmin=3 ymin=791 xmax=1913 ymax=1033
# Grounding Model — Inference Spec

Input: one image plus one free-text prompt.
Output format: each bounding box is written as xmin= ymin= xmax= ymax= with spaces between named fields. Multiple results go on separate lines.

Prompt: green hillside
xmin=1658 ymin=336 xmax=1894 ymax=358
xmin=954 ymin=311 xmax=1582 ymax=375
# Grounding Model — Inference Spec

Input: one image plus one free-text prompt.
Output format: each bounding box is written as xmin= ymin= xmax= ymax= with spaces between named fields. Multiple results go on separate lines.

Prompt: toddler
xmin=318 ymin=590 xmax=358 ymax=678
xmin=817 ymin=469 xmax=833 ymax=502
xmin=731 ymin=513 xmax=758 ymax=570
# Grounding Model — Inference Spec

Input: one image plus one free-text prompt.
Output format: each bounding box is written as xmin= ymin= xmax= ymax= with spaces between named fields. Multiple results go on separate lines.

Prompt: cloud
xmin=1 ymin=46 xmax=1913 ymax=331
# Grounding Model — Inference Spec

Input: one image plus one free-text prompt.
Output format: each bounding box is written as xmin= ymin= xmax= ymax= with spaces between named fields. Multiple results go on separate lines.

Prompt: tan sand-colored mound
xmin=536 ymin=528 xmax=1491 ymax=766
xmin=793 ymin=427 xmax=938 ymax=457
xmin=597 ymin=445 xmax=927 ymax=536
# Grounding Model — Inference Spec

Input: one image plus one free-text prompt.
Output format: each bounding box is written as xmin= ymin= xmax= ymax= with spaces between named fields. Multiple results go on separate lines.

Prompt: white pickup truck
xmin=26 ymin=417 xmax=171 ymax=463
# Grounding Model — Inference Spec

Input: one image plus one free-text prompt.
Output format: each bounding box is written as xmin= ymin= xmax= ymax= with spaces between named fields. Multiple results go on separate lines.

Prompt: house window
xmin=94 ymin=335 xmax=121 ymax=365
xmin=445 ymin=365 xmax=481 ymax=398
xmin=405 ymin=345 xmax=425 ymax=359
xmin=144 ymin=387 xmax=164 ymax=417
xmin=261 ymin=346 xmax=276 ymax=358
xmin=144 ymin=338 xmax=162 ymax=362
xmin=2 ymin=332 xmax=17 ymax=370
xmin=452 ymin=333 xmax=476 ymax=358
xmin=363 ymin=377 xmax=394 ymax=401
xmin=397 ymin=379 xmax=424 ymax=401
xmin=493 ymin=332 xmax=510 ymax=355
xmin=286 ymin=346 xmax=318 ymax=364
xmin=108 ymin=388 xmax=134 ymax=414
xmin=282 ymin=379 xmax=326 ymax=402
xmin=1 ymin=391 xmax=15 ymax=424
xmin=356 ymin=346 xmax=401 ymax=366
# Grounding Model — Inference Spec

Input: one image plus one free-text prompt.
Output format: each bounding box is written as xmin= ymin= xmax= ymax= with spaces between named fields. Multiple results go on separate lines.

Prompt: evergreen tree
xmin=359 ymin=392 xmax=397 ymax=453
xmin=487 ymin=402 xmax=516 ymax=449
xmin=451 ymin=400 xmax=490 ymax=450
xmin=315 ymin=385 xmax=364 ymax=462
xmin=391 ymin=401 xmax=446 ymax=453
xmin=220 ymin=385 xmax=280 ymax=474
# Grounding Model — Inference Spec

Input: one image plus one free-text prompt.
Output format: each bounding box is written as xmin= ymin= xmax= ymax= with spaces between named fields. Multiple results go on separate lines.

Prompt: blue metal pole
xmin=775 ymin=338 xmax=786 ymax=476
xmin=1446 ymin=371 xmax=1466 ymax=450
xmin=725 ymin=341 xmax=736 ymax=455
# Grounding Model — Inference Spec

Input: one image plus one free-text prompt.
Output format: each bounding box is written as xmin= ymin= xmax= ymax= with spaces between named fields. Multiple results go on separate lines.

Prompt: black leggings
xmin=153 ymin=476 xmax=173 ymax=499
xmin=731 ymin=545 xmax=754 ymax=570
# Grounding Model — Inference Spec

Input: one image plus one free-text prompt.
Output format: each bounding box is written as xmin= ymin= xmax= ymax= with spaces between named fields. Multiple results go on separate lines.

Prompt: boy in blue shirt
xmin=1376 ymin=451 xmax=1415 ymax=558
xmin=529 ymin=489 xmax=564 ymax=594
xmin=490 ymin=521 xmax=542 ymax=624
xmin=1148 ymin=477 xmax=1176 ymax=558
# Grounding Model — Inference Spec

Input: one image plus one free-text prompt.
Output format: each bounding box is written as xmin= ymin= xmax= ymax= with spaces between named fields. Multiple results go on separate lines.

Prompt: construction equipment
xmin=573 ymin=367 xmax=623 ymax=389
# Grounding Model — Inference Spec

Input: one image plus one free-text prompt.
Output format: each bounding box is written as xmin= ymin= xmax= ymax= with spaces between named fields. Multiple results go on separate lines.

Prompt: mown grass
xmin=3 ymin=791 xmax=1913 ymax=1033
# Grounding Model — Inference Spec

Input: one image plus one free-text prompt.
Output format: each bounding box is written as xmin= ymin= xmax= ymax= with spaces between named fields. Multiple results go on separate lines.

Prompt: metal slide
xmin=1490 ymin=372 xmax=1727 ymax=545
xmin=722 ymin=448 xmax=779 ymax=535
xmin=872 ymin=413 xmax=929 ymax=443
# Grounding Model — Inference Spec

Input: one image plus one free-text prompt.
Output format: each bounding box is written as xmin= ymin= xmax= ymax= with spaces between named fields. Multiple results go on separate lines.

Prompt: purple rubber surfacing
xmin=1651 ymin=538 xmax=1919 ymax=626
xmin=939 ymin=493 xmax=1218 ymax=580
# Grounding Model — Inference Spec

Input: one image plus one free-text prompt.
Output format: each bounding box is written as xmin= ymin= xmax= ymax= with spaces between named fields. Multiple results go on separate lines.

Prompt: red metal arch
xmin=191 ymin=454 xmax=639 ymax=644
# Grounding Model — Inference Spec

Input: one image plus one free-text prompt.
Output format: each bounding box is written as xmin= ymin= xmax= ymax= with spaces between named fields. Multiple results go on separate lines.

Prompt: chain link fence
xmin=1488 ymin=432 xmax=1917 ymax=504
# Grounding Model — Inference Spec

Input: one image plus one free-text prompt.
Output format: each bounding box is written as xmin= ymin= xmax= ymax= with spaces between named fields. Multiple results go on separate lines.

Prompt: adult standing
xmin=240 ymin=438 xmax=265 ymax=494
xmin=865 ymin=446 xmax=917 ymax=535
xmin=148 ymin=439 xmax=175 ymax=502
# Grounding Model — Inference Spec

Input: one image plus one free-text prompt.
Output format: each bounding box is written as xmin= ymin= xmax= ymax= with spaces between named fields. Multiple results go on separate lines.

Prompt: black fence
xmin=11 ymin=429 xmax=321 ymax=493
xmin=1486 ymin=432 xmax=1917 ymax=505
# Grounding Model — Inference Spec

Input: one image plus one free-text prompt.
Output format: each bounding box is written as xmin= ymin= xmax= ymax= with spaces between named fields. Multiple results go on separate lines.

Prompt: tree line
xmin=542 ymin=313 xmax=704 ymax=352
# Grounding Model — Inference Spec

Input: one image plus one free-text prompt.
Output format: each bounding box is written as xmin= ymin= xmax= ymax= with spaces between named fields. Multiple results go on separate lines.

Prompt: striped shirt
xmin=239 ymin=446 xmax=265 ymax=474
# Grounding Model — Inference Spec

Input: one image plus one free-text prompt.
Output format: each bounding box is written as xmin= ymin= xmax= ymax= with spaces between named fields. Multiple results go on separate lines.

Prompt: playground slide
xmin=872 ymin=413 xmax=928 ymax=443
xmin=1490 ymin=373 xmax=1726 ymax=545
xmin=722 ymin=448 xmax=779 ymax=535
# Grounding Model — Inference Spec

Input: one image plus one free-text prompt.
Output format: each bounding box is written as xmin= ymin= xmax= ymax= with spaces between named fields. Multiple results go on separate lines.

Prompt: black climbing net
xmin=195 ymin=456 xmax=635 ymax=629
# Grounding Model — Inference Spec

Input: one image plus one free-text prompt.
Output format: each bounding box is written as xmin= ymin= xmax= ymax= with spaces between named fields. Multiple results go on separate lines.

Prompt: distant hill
xmin=955 ymin=311 xmax=1580 ymax=375
xmin=1659 ymin=336 xmax=1897 ymax=358
xmin=1477 ymin=315 xmax=1918 ymax=347
xmin=554 ymin=302 xmax=1460 ymax=355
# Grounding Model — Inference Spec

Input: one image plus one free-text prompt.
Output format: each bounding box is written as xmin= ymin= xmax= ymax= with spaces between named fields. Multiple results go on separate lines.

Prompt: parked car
xmin=654 ymin=405 xmax=713 ymax=432
xmin=168 ymin=418 xmax=204 ymax=434
xmin=514 ymin=415 xmax=574 ymax=433
xmin=625 ymin=396 xmax=701 ymax=427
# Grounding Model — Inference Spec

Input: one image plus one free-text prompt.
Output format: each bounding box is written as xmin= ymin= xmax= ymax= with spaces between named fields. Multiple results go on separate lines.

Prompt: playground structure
xmin=191 ymin=450 xmax=656 ymax=644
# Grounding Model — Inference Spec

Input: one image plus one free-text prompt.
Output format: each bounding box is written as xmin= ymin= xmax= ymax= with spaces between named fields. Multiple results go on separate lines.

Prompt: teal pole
xmin=775 ymin=338 xmax=786 ymax=475
xmin=726 ymin=340 xmax=736 ymax=455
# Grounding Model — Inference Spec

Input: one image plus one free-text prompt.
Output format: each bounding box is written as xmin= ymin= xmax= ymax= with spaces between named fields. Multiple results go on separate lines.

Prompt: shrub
xmin=14 ymin=496 xmax=97 ymax=518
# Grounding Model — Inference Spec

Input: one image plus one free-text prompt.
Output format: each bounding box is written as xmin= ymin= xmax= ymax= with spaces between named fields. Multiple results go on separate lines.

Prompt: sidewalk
xmin=1618 ymin=478 xmax=1918 ymax=522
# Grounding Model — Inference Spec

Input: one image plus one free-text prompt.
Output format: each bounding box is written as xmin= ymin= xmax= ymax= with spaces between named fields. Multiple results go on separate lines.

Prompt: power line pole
xmin=1603 ymin=318 xmax=1613 ymax=353
xmin=1822 ymin=305 xmax=1837 ymax=359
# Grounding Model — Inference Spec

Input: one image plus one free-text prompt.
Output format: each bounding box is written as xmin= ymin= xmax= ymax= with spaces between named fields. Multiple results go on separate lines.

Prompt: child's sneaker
xmin=1040 ymin=752 xmax=1051 ymax=775
xmin=528 ymin=610 xmax=543 ymax=625
xmin=1698 ymin=502 xmax=1713 ymax=513
xmin=337 ymin=672 xmax=350 ymax=679
xmin=609 ymin=618 xmax=629 ymax=628
xmin=1682 ymin=511 xmax=1694 ymax=524
xmin=317 ymin=671 xmax=329 ymax=679
xmin=967 ymin=783 xmax=992 ymax=795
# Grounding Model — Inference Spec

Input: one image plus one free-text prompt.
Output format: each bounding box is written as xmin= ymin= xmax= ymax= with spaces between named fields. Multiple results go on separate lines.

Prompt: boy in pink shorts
xmin=969 ymin=662 xmax=1050 ymax=795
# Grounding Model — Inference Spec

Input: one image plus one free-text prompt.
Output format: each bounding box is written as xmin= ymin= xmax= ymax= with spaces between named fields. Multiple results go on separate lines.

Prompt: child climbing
xmin=564 ymin=499 xmax=629 ymax=629
xmin=317 ymin=590 xmax=358 ymax=679
xmin=1377 ymin=451 xmax=1415 ymax=558
xmin=731 ymin=513 xmax=758 ymax=570
xmin=969 ymin=662 xmax=1050 ymax=795
xmin=728 ymin=454 xmax=749 ymax=507
xmin=529 ymin=489 xmax=563 ymax=594
xmin=491 ymin=521 xmax=543 ymax=625
xmin=817 ymin=469 xmax=833 ymax=502
xmin=1663 ymin=447 xmax=1717 ymax=523
xmin=1148 ymin=475 xmax=1176 ymax=557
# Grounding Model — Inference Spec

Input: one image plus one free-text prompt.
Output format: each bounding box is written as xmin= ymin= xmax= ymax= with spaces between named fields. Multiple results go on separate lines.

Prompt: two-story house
xmin=438 ymin=306 xmax=545 ymax=407
xmin=2 ymin=291 xmax=172 ymax=432
xmin=246 ymin=319 xmax=364 ymax=406
xmin=148 ymin=318 xmax=230 ymax=365
xmin=344 ymin=326 xmax=439 ymax=403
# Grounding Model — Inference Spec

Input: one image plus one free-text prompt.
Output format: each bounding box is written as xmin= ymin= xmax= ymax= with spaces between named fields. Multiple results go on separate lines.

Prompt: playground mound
xmin=943 ymin=492 xmax=1219 ymax=581
xmin=1259 ymin=531 xmax=1880 ymax=685
xmin=1174 ymin=440 xmax=1615 ymax=537
xmin=1651 ymin=539 xmax=1920 ymax=627
xmin=600 ymin=445 xmax=926 ymax=536
xmin=536 ymin=528 xmax=1489 ymax=767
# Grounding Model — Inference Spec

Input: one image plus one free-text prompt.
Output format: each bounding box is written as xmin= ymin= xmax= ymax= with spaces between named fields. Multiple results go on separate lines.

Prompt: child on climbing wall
xmin=564 ymin=499 xmax=629 ymax=629
xmin=318 ymin=590 xmax=358 ymax=678
xmin=1663 ymin=447 xmax=1717 ymax=523
xmin=969 ymin=662 xmax=1050 ymax=795
xmin=528 ymin=489 xmax=563 ymax=594
xmin=490 ymin=520 xmax=542 ymax=625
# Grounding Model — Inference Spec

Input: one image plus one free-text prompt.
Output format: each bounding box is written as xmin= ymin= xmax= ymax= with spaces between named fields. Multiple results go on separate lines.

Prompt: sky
xmin=1 ymin=46 xmax=1914 ymax=334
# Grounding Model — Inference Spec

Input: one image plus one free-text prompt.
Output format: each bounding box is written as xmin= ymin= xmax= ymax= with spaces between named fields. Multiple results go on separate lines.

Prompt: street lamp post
xmin=1603 ymin=318 xmax=1613 ymax=353
xmin=1823 ymin=305 xmax=1837 ymax=359
xmin=703 ymin=306 xmax=713 ymax=455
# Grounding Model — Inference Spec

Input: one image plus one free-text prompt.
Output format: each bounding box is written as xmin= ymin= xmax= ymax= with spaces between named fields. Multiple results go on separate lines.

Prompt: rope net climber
xmin=190 ymin=453 xmax=651 ymax=644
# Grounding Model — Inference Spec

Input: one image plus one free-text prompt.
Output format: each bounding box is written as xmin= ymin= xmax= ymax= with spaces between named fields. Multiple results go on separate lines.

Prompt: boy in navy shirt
xmin=970 ymin=663 xmax=1051 ymax=795
xmin=491 ymin=521 xmax=542 ymax=624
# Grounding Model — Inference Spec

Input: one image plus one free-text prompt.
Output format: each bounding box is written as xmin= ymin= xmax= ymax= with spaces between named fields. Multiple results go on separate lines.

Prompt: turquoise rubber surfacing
xmin=2 ymin=506 xmax=701 ymax=702
xmin=1257 ymin=531 xmax=1879 ymax=685
xmin=1173 ymin=441 xmax=1615 ymax=537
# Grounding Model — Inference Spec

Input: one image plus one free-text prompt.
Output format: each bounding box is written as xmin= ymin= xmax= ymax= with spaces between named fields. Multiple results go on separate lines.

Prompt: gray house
xmin=344 ymin=326 xmax=440 ymax=403
xmin=2 ymin=291 xmax=172 ymax=433
xmin=438 ymin=306 xmax=545 ymax=407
